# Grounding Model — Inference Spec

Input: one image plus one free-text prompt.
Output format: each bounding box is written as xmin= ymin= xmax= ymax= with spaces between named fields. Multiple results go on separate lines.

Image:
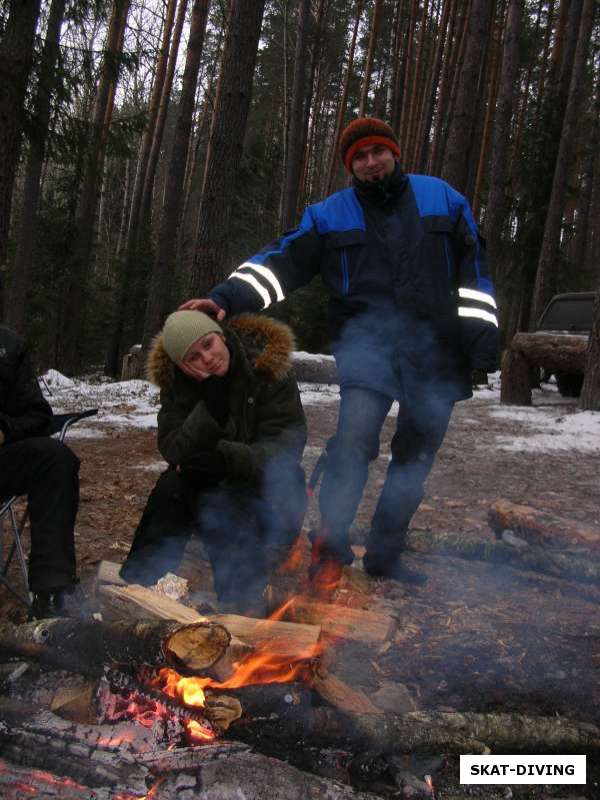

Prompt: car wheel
xmin=555 ymin=372 xmax=583 ymax=397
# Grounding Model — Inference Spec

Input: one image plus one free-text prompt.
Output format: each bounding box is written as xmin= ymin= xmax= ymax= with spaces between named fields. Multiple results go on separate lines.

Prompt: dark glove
xmin=179 ymin=450 xmax=227 ymax=487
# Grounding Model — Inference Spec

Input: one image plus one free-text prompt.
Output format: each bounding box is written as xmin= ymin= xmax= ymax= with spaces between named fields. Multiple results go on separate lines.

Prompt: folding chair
xmin=0 ymin=408 xmax=98 ymax=608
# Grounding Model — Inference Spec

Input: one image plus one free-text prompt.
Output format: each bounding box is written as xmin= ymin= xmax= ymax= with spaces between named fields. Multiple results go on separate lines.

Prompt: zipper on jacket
xmin=341 ymin=248 xmax=349 ymax=294
xmin=443 ymin=236 xmax=453 ymax=279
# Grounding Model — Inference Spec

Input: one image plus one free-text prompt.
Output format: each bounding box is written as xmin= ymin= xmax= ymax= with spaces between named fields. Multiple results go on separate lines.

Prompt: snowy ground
xmin=42 ymin=365 xmax=600 ymax=455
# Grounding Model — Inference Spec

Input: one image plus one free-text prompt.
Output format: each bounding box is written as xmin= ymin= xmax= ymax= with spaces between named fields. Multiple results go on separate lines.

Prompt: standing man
xmin=0 ymin=326 xmax=80 ymax=618
xmin=182 ymin=117 xmax=498 ymax=586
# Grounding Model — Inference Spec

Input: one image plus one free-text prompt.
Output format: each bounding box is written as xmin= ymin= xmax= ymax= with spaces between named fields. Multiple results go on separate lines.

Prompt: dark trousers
xmin=121 ymin=469 xmax=303 ymax=604
xmin=319 ymin=386 xmax=453 ymax=562
xmin=0 ymin=437 xmax=79 ymax=591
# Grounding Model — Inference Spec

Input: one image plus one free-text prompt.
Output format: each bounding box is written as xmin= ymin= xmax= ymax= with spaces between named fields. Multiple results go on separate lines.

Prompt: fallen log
xmin=511 ymin=332 xmax=588 ymax=373
xmin=501 ymin=332 xmax=588 ymax=405
xmin=0 ymin=617 xmax=230 ymax=677
xmin=406 ymin=530 xmax=600 ymax=583
xmin=489 ymin=499 xmax=600 ymax=552
xmin=228 ymin=706 xmax=600 ymax=756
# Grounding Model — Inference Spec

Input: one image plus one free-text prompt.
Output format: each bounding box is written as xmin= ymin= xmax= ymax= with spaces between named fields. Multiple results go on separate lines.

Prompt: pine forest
xmin=0 ymin=0 xmax=599 ymax=398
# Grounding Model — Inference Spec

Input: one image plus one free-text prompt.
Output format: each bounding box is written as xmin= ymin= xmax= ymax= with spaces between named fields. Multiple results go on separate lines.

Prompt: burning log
xmin=267 ymin=594 xmax=397 ymax=644
xmin=489 ymin=499 xmax=600 ymax=552
xmin=406 ymin=530 xmax=600 ymax=584
xmin=98 ymin=583 xmax=252 ymax=679
xmin=0 ymin=617 xmax=231 ymax=677
xmin=207 ymin=613 xmax=321 ymax=660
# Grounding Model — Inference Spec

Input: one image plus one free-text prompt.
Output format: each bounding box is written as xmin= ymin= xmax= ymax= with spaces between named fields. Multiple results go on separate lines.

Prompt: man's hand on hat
xmin=178 ymin=359 xmax=211 ymax=382
xmin=178 ymin=298 xmax=226 ymax=321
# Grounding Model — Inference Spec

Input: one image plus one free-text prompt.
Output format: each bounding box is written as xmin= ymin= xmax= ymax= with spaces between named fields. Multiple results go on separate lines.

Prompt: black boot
xmin=28 ymin=588 xmax=70 ymax=620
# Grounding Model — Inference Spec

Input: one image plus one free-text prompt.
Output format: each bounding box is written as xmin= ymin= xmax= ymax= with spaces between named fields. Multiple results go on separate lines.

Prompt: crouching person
xmin=119 ymin=311 xmax=307 ymax=614
xmin=0 ymin=326 xmax=80 ymax=619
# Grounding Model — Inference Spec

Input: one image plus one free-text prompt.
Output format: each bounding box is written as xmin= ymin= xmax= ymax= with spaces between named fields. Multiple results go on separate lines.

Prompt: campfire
xmin=1 ymin=533 xmax=599 ymax=799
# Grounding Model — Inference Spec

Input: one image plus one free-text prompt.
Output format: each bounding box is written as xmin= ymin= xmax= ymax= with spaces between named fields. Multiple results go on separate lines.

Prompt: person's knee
xmin=31 ymin=438 xmax=80 ymax=475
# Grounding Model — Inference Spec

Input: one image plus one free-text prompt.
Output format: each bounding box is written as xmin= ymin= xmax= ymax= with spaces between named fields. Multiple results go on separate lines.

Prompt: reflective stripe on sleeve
xmin=458 ymin=287 xmax=497 ymax=309
xmin=229 ymin=271 xmax=272 ymax=308
xmin=458 ymin=307 xmax=499 ymax=326
xmin=238 ymin=262 xmax=285 ymax=301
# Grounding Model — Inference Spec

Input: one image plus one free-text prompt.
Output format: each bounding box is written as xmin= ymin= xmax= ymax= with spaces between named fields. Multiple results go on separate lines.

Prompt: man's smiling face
xmin=351 ymin=142 xmax=396 ymax=183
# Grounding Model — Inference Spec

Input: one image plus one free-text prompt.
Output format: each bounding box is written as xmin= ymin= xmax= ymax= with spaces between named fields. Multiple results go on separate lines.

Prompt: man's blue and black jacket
xmin=210 ymin=168 xmax=499 ymax=400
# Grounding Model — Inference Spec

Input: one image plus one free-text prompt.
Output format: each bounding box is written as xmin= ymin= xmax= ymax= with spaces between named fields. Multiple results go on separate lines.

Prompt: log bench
xmin=500 ymin=331 xmax=588 ymax=405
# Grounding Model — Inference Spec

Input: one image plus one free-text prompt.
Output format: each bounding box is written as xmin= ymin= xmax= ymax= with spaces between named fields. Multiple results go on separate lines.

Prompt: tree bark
xmin=0 ymin=617 xmax=231 ymax=677
xmin=125 ymin=0 xmax=178 ymax=257
xmin=60 ymin=0 xmax=130 ymax=374
xmin=441 ymin=0 xmax=493 ymax=194
xmin=5 ymin=0 xmax=67 ymax=331
xmin=580 ymin=290 xmax=600 ymax=410
xmin=325 ymin=0 xmax=363 ymax=194
xmin=500 ymin=347 xmax=532 ymax=405
xmin=0 ymin=0 xmax=42 ymax=283
xmin=281 ymin=0 xmax=312 ymax=230
xmin=189 ymin=0 xmax=266 ymax=297
xmin=531 ymin=0 xmax=596 ymax=325
xmin=484 ymin=0 xmax=524 ymax=284
xmin=488 ymin=498 xmax=600 ymax=552
xmin=358 ymin=0 xmax=384 ymax=116
xmin=142 ymin=0 xmax=209 ymax=350
xmin=406 ymin=530 xmax=600 ymax=584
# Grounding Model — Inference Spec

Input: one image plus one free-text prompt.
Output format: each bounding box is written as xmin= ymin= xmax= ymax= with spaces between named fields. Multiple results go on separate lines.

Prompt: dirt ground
xmin=2 ymin=381 xmax=599 ymax=797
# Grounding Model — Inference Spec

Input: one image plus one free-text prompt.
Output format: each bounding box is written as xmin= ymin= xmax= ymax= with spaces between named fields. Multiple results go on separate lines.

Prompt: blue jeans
xmin=318 ymin=385 xmax=454 ymax=562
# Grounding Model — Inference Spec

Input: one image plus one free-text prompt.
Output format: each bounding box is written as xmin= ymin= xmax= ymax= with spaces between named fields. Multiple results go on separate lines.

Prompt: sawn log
xmin=0 ymin=617 xmax=230 ymax=677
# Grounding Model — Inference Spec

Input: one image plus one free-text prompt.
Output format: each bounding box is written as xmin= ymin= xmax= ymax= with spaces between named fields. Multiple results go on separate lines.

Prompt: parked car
xmin=536 ymin=291 xmax=595 ymax=397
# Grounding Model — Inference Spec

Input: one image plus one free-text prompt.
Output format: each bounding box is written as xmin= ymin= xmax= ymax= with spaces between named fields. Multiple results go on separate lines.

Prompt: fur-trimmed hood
xmin=146 ymin=313 xmax=297 ymax=389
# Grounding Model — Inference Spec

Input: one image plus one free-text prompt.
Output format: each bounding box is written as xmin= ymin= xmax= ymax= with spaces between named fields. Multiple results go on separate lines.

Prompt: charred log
xmin=227 ymin=706 xmax=600 ymax=757
xmin=406 ymin=530 xmax=600 ymax=583
xmin=0 ymin=617 xmax=231 ymax=677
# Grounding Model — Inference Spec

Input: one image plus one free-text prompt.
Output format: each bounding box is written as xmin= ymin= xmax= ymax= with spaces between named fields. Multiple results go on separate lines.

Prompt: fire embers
xmin=98 ymin=666 xmax=242 ymax=748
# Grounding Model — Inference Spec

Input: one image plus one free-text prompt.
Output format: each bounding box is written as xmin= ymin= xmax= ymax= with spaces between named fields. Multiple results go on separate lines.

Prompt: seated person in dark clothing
xmin=0 ymin=326 xmax=80 ymax=619
xmin=120 ymin=310 xmax=307 ymax=614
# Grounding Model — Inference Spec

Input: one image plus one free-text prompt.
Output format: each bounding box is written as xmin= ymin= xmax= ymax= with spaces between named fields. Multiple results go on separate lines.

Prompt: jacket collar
xmin=353 ymin=163 xmax=407 ymax=207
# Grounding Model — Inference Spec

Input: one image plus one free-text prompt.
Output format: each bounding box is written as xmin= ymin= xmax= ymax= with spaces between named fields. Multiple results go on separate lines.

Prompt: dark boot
xmin=28 ymin=587 xmax=70 ymax=620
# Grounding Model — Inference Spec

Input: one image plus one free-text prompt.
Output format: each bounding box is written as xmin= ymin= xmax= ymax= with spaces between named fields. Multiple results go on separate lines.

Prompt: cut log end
xmin=165 ymin=621 xmax=231 ymax=673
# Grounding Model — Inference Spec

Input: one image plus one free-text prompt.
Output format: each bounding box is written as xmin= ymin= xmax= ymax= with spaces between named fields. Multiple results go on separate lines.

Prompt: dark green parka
xmin=146 ymin=314 xmax=307 ymax=486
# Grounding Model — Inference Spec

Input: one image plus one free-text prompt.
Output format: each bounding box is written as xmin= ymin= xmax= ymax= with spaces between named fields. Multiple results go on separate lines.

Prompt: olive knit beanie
xmin=339 ymin=117 xmax=400 ymax=172
xmin=161 ymin=310 xmax=223 ymax=362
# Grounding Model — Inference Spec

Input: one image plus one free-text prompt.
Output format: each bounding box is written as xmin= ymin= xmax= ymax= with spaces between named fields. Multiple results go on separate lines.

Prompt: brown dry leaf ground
xmin=2 ymin=380 xmax=599 ymax=796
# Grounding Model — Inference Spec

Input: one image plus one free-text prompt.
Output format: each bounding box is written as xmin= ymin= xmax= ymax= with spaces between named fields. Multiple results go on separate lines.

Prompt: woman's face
xmin=183 ymin=333 xmax=230 ymax=377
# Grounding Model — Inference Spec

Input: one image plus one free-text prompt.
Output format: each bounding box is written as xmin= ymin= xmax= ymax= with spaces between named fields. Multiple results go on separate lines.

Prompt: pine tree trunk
xmin=580 ymin=290 xmax=600 ymax=410
xmin=138 ymin=0 xmax=188 ymax=237
xmin=0 ymin=0 xmax=41 ymax=283
xmin=484 ymin=0 xmax=523 ymax=284
xmin=441 ymin=0 xmax=493 ymax=194
xmin=60 ymin=0 xmax=130 ymax=374
xmin=5 ymin=0 xmax=66 ymax=332
xmin=325 ymin=0 xmax=363 ymax=194
xmin=298 ymin=0 xmax=326 ymax=207
xmin=189 ymin=0 xmax=266 ymax=297
xmin=281 ymin=0 xmax=311 ymax=230
xmin=142 ymin=0 xmax=209 ymax=350
xmin=414 ymin=0 xmax=453 ymax=172
xmin=358 ymin=0 xmax=384 ymax=116
xmin=531 ymin=0 xmax=595 ymax=325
